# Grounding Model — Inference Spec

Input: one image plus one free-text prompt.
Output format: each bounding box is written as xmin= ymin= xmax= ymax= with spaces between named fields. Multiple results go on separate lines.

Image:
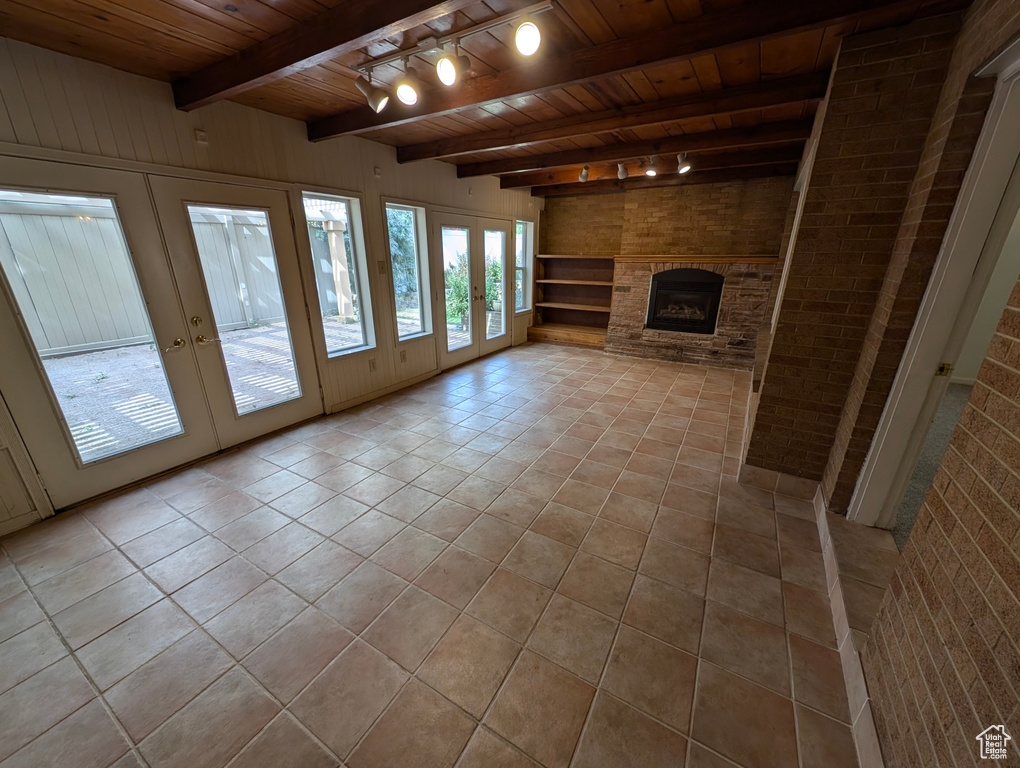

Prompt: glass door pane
xmin=484 ymin=229 xmax=506 ymax=340
xmin=0 ymin=190 xmax=184 ymax=463
xmin=185 ymin=205 xmax=301 ymax=414
xmin=442 ymin=226 xmax=472 ymax=352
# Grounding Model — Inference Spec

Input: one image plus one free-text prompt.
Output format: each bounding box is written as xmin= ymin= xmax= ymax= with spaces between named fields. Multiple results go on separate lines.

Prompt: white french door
xmin=148 ymin=177 xmax=321 ymax=448
xmin=0 ymin=158 xmax=322 ymax=508
xmin=0 ymin=157 xmax=217 ymax=507
xmin=432 ymin=212 xmax=512 ymax=369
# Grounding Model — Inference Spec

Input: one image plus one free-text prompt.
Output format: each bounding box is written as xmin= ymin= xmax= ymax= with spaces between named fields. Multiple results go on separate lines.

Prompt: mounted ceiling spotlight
xmin=515 ymin=20 xmax=542 ymax=56
xmin=436 ymin=44 xmax=470 ymax=87
xmin=618 ymin=163 xmax=628 ymax=180
xmin=578 ymin=165 xmax=589 ymax=182
xmin=395 ymin=61 xmax=424 ymax=106
xmin=646 ymin=155 xmax=659 ymax=177
xmin=354 ymin=73 xmax=390 ymax=113
xmin=677 ymin=153 xmax=692 ymax=174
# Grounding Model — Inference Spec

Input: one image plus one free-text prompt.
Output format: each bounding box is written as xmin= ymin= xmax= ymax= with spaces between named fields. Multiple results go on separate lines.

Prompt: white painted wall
xmin=0 ymin=36 xmax=540 ymax=413
xmin=953 ymin=208 xmax=1020 ymax=383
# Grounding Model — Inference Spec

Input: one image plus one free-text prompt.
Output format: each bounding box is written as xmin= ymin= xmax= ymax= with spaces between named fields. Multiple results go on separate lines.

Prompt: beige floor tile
xmin=276 ymin=540 xmax=363 ymax=601
xmin=456 ymin=727 xmax=542 ymax=768
xmin=570 ymin=459 xmax=622 ymax=490
xmin=105 ymin=630 xmax=232 ymax=741
xmin=171 ymin=557 xmax=266 ymax=623
xmin=242 ymin=607 xmax=353 ymax=702
xmin=467 ymin=568 xmax=551 ymax=642
xmin=777 ymin=514 xmax=821 ymax=552
xmin=623 ymin=574 xmax=704 ymax=654
xmin=796 ymin=704 xmax=858 ymax=768
xmin=691 ymin=662 xmax=798 ymax=768
xmin=297 ymin=494 xmax=368 ymax=536
xmin=139 ymin=668 xmax=278 ymax=768
xmin=416 ymin=464 xmax=472 ymax=497
xmin=213 ymin=508 xmax=289 ymax=552
xmin=145 ymin=536 xmax=234 ymax=593
xmin=120 ymin=519 xmax=205 ymax=568
xmin=52 ymin=572 xmax=162 ymax=650
xmin=290 ymin=639 xmax=407 ymax=758
xmin=552 ymin=479 xmax=610 ymax=513
xmin=377 ymin=485 xmax=442 ymax=523
xmin=204 ymin=581 xmax=305 ymax=658
xmin=0 ymin=592 xmax=44 ymax=644
xmin=0 ymin=620 xmax=66 ymax=695
xmin=414 ymin=546 xmax=495 ymax=609
xmin=343 ymin=473 xmax=406 ymax=507
xmin=413 ymin=499 xmax=479 ymax=541
xmin=486 ymin=489 xmax=548 ymax=528
xmin=706 ymin=559 xmax=784 ymax=626
xmin=651 ymin=508 xmax=715 ymax=553
xmin=700 ymin=602 xmax=790 ymax=695
xmin=572 ymin=692 xmax=689 ymax=768
xmin=447 ymin=475 xmax=506 ymax=510
xmin=557 ymin=551 xmax=634 ymax=618
xmin=316 ymin=560 xmax=407 ymax=633
xmin=417 ymin=614 xmax=520 ymax=717
xmin=602 ymin=625 xmax=697 ymax=731
xmin=599 ymin=492 xmax=658 ymax=532
xmin=687 ymin=743 xmax=742 ymax=768
xmin=716 ymin=497 xmax=776 ymax=539
xmin=370 ymin=527 xmax=448 ymax=581
xmin=783 ymin=582 xmax=837 ymax=647
xmin=229 ymin=713 xmax=336 ymax=768
xmin=790 ymin=634 xmax=851 ymax=721
xmin=537 ymin=450 xmax=583 ymax=477
xmin=242 ymin=470 xmax=306 ymax=504
xmin=267 ymin=482 xmax=337 ymax=519
xmin=243 ymin=522 xmax=323 ymax=575
xmin=713 ymin=524 xmax=781 ymax=578
xmin=503 ymin=531 xmax=575 ymax=588
xmin=315 ymin=462 xmax=374 ymax=493
xmin=1 ymin=699 xmax=129 ymax=768
xmin=526 ymin=594 xmax=617 ymax=683
xmin=639 ymin=536 xmax=710 ymax=597
xmin=348 ymin=680 xmax=475 ymax=768
xmin=362 ymin=586 xmax=458 ymax=670
xmin=485 ymin=651 xmax=595 ymax=768
xmin=669 ymin=464 xmax=721 ymax=495
xmin=529 ymin=503 xmax=593 ymax=548
xmin=780 ymin=542 xmax=828 ymax=592
xmin=581 ymin=519 xmax=647 ymax=569
xmin=331 ymin=510 xmax=404 ymax=557
xmin=511 ymin=468 xmax=567 ymax=500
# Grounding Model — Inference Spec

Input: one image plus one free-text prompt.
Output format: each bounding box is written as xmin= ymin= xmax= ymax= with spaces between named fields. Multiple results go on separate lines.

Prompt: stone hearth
xmin=605 ymin=256 xmax=776 ymax=369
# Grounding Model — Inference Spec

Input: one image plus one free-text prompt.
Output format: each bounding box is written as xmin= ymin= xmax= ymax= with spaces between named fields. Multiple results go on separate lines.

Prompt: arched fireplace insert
xmin=646 ymin=268 xmax=724 ymax=334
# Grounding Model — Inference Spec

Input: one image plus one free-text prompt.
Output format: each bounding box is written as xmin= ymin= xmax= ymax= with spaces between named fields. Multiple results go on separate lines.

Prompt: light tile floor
xmin=0 ymin=343 xmax=858 ymax=768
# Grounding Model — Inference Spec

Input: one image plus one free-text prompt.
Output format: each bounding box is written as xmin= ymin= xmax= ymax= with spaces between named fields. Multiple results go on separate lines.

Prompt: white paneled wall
xmin=0 ymin=392 xmax=52 ymax=533
xmin=0 ymin=37 xmax=540 ymax=419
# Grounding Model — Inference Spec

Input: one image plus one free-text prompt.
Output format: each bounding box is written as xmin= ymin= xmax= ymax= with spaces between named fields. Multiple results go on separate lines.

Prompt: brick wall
xmin=540 ymin=192 xmax=624 ymax=255
xmin=863 ymin=272 xmax=1020 ymax=767
xmin=744 ymin=15 xmax=963 ymax=479
xmin=605 ymin=260 xmax=775 ymax=368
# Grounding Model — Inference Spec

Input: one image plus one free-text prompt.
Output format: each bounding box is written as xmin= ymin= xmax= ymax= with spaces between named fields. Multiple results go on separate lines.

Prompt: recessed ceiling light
xmin=515 ymin=21 xmax=541 ymax=56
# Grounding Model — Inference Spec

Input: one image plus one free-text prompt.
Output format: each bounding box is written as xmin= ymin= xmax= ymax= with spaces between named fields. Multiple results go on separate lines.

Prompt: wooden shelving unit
xmin=528 ymin=254 xmax=614 ymax=348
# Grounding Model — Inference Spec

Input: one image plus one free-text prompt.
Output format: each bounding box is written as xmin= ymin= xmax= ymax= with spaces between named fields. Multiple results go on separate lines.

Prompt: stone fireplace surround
xmin=605 ymin=256 xmax=778 ymax=369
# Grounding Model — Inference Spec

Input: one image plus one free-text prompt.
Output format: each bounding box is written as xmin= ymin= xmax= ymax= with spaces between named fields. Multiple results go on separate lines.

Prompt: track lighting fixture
xmin=618 ymin=163 xmax=628 ymax=180
xmin=646 ymin=155 xmax=659 ymax=177
xmin=436 ymin=44 xmax=470 ymax=87
xmin=395 ymin=62 xmax=423 ymax=106
xmin=677 ymin=153 xmax=691 ymax=174
xmin=515 ymin=20 xmax=542 ymax=56
xmin=579 ymin=165 xmax=589 ymax=182
xmin=354 ymin=73 xmax=390 ymax=113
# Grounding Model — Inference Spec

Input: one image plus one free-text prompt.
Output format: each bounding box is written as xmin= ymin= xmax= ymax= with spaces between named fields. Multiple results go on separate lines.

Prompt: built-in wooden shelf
xmin=532 ymin=254 xmax=615 ymax=349
xmin=536 ymin=279 xmax=614 ymax=286
xmin=528 ymin=323 xmax=607 ymax=348
xmin=536 ymin=301 xmax=612 ymax=313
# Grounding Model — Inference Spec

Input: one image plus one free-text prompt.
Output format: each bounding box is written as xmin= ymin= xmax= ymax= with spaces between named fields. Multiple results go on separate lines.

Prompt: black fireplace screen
xmin=646 ymin=268 xmax=724 ymax=334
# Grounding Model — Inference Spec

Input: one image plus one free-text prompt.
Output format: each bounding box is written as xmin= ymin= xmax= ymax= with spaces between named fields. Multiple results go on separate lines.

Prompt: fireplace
xmin=646 ymin=268 xmax=724 ymax=334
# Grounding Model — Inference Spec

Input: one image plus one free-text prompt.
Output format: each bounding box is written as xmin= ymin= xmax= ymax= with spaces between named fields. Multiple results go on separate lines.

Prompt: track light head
xmin=436 ymin=47 xmax=470 ymax=87
xmin=395 ymin=64 xmax=423 ymax=106
xmin=355 ymin=75 xmax=390 ymax=113
xmin=677 ymin=153 xmax=692 ymax=174
xmin=515 ymin=21 xmax=541 ymax=56
xmin=579 ymin=165 xmax=589 ymax=183
xmin=617 ymin=163 xmax=628 ymax=180
xmin=646 ymin=155 xmax=659 ymax=177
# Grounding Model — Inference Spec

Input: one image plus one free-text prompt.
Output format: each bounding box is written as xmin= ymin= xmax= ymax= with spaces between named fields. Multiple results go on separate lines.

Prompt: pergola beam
xmin=307 ymin=0 xmax=914 ymax=141
xmin=173 ymin=0 xmax=478 ymax=110
xmin=396 ymin=72 xmax=828 ymax=163
xmin=456 ymin=119 xmax=814 ymax=178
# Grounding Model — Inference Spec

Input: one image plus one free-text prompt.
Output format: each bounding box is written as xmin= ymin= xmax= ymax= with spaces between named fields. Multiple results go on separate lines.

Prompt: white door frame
xmin=476 ymin=217 xmax=514 ymax=358
xmin=848 ymin=43 xmax=1020 ymax=527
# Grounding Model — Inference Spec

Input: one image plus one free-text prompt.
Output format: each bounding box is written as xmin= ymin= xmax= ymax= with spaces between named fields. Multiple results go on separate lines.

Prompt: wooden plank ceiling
xmin=1 ymin=0 xmax=966 ymax=195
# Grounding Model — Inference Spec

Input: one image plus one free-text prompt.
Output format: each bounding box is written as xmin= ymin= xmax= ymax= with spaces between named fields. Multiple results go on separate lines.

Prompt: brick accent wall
xmin=744 ymin=15 xmax=963 ymax=480
xmin=540 ymin=192 xmax=624 ymax=255
xmin=605 ymin=260 xmax=774 ymax=368
xmin=863 ymin=272 xmax=1020 ymax=767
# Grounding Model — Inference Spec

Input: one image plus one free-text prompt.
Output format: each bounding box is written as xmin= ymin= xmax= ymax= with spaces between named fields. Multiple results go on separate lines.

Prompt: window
xmin=515 ymin=220 xmax=534 ymax=311
xmin=385 ymin=203 xmax=431 ymax=339
xmin=301 ymin=193 xmax=373 ymax=355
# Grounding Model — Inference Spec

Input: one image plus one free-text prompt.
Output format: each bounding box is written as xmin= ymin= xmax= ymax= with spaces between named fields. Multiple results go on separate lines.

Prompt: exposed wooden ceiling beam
xmin=456 ymin=119 xmax=814 ymax=178
xmin=307 ymin=0 xmax=913 ymax=141
xmin=502 ymin=145 xmax=805 ymax=188
xmin=396 ymin=73 xmax=828 ymax=163
xmin=531 ymin=163 xmax=800 ymax=196
xmin=172 ymin=0 xmax=478 ymax=111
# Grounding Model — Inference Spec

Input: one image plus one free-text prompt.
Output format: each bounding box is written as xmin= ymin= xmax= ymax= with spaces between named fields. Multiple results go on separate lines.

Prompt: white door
xmin=433 ymin=213 xmax=512 ymax=369
xmin=149 ymin=177 xmax=322 ymax=448
xmin=0 ymin=157 xmax=217 ymax=507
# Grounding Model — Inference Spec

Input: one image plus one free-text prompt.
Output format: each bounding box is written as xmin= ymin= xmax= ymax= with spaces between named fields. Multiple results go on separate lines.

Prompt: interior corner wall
xmin=743 ymin=13 xmax=964 ymax=480
xmin=0 ymin=37 xmax=539 ymax=413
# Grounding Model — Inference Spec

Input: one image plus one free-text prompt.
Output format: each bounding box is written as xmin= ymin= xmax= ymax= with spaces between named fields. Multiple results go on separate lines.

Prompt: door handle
xmin=163 ymin=338 xmax=187 ymax=353
xmin=195 ymin=335 xmax=221 ymax=345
